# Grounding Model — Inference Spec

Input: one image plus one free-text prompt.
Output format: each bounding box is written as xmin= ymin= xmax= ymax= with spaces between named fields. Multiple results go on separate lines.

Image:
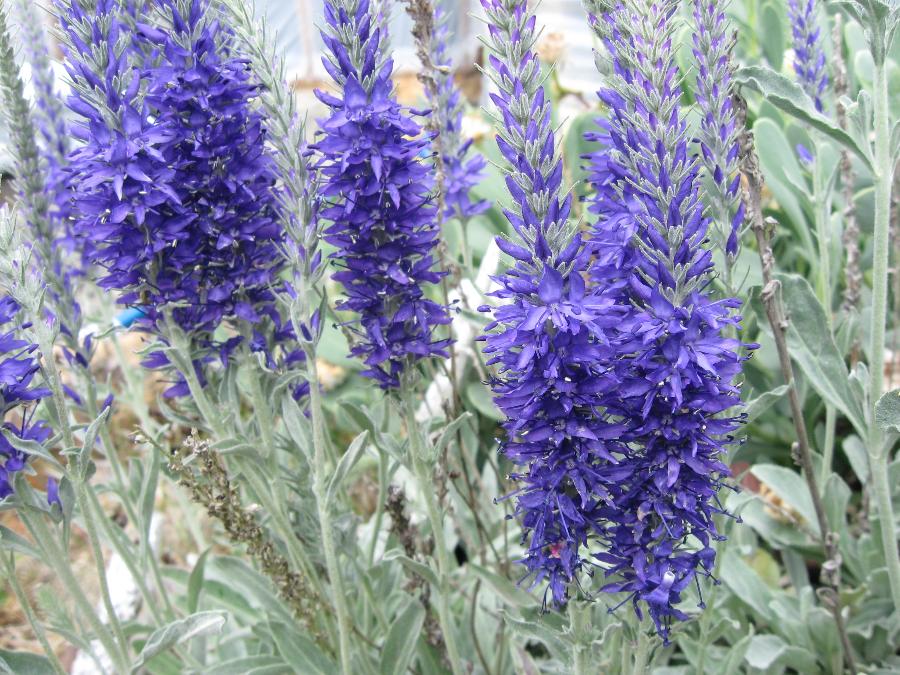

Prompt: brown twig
xmin=170 ymin=433 xmax=324 ymax=638
xmin=385 ymin=485 xmax=448 ymax=661
xmin=738 ymin=101 xmax=858 ymax=675
xmin=403 ymin=0 xmax=462 ymax=521
xmin=404 ymin=0 xmax=448 ymax=224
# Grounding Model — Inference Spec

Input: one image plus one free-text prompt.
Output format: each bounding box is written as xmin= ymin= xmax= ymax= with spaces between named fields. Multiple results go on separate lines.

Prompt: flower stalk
xmin=401 ymin=384 xmax=464 ymax=675
xmin=307 ymin=354 xmax=355 ymax=674
xmin=568 ymin=602 xmax=591 ymax=675
xmin=1 ymin=554 xmax=68 ymax=675
xmin=868 ymin=55 xmax=900 ymax=613
xmin=20 ymin=508 xmax=131 ymax=674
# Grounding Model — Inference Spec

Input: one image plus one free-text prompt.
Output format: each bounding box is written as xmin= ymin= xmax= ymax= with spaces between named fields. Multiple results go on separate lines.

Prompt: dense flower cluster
xmin=478 ymin=0 xmax=629 ymax=606
xmin=61 ymin=0 xmax=283 ymax=340
xmin=788 ymin=0 xmax=828 ymax=111
xmin=0 ymin=296 xmax=51 ymax=500
xmin=429 ymin=3 xmax=488 ymax=225
xmin=583 ymin=0 xmax=746 ymax=641
xmin=692 ymin=0 xmax=744 ymax=262
xmin=313 ymin=0 xmax=450 ymax=389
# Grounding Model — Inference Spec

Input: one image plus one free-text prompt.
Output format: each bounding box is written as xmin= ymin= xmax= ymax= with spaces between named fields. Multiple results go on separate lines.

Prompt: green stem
xmin=79 ymin=369 xmax=137 ymax=524
xmin=813 ymin=138 xmax=838 ymax=483
xmin=32 ymin=328 xmax=131 ymax=669
xmin=81 ymin=377 xmax=178 ymax=621
xmin=459 ymin=224 xmax=475 ymax=278
xmin=631 ymin=630 xmax=651 ymax=675
xmin=813 ymin=142 xmax=833 ymax=322
xmin=695 ymin=518 xmax=732 ymax=675
xmin=402 ymin=389 xmax=465 ymax=675
xmin=246 ymin=360 xmax=276 ymax=459
xmin=367 ymin=450 xmax=388 ymax=566
xmin=869 ymin=58 xmax=900 ymax=613
xmin=307 ymin=355 xmax=354 ymax=675
xmin=74 ymin=483 xmax=132 ymax=664
xmin=84 ymin=487 xmax=164 ymax=624
xmin=2 ymin=555 xmax=67 ymax=675
xmin=821 ymin=405 xmax=837 ymax=485
xmin=35 ymin=332 xmax=75 ymax=451
xmin=569 ymin=602 xmax=590 ymax=675
xmin=22 ymin=511 xmax=130 ymax=674
xmin=81 ymin=491 xmax=204 ymax=670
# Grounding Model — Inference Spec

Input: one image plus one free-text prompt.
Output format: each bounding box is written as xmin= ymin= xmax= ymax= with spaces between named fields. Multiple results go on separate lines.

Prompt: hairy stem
xmin=306 ymin=354 xmax=355 ymax=675
xmin=630 ymin=629 xmax=651 ymax=675
xmin=868 ymin=57 xmax=900 ymax=614
xmin=402 ymin=388 xmax=464 ymax=675
xmin=1 ymin=555 xmax=68 ymax=675
xmin=74 ymin=483 xmax=132 ymax=665
xmin=812 ymin=138 xmax=838 ymax=484
xmin=569 ymin=601 xmax=590 ymax=675
xmin=22 ymin=510 xmax=130 ymax=674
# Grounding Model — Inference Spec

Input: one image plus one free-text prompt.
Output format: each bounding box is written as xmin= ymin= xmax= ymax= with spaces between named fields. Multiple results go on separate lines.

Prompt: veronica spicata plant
xmin=313 ymin=0 xmax=451 ymax=390
xmin=479 ymin=0 xmax=628 ymax=612
xmin=314 ymin=3 xmax=471 ymax=671
xmin=60 ymin=0 xmax=284 ymax=371
xmin=583 ymin=0 xmax=747 ymax=642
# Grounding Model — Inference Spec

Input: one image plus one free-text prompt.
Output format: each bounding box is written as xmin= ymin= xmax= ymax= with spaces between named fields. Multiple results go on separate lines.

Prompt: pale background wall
xmin=0 ymin=0 xmax=600 ymax=173
xmin=259 ymin=0 xmax=598 ymax=89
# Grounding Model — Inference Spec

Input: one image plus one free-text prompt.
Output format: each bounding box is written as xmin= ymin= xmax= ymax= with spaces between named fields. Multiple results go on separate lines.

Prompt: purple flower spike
xmin=788 ymin=0 xmax=828 ymax=112
xmin=583 ymin=0 xmax=749 ymax=643
xmin=692 ymin=0 xmax=745 ymax=264
xmin=61 ymin=0 xmax=285 ymax=347
xmin=479 ymin=0 xmax=629 ymax=609
xmin=313 ymin=0 xmax=451 ymax=389
xmin=430 ymin=3 xmax=489 ymax=225
xmin=0 ymin=296 xmax=52 ymax=501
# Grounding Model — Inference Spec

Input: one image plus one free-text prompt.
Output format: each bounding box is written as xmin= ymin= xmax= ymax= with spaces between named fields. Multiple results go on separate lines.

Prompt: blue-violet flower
xmin=313 ymin=0 xmax=451 ymax=389
xmin=691 ymin=0 xmax=744 ymax=266
xmin=61 ymin=0 xmax=283 ymax=341
xmin=0 ymin=296 xmax=51 ymax=500
xmin=583 ymin=0 xmax=748 ymax=642
xmin=479 ymin=0 xmax=630 ymax=607
xmin=788 ymin=0 xmax=828 ymax=111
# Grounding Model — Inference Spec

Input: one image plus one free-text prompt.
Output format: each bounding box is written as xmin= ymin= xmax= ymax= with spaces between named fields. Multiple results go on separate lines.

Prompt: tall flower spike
xmin=0 ymin=4 xmax=86 ymax=370
xmin=430 ymin=2 xmax=488 ymax=226
xmin=583 ymin=0 xmax=747 ymax=642
xmin=61 ymin=0 xmax=283 ymax=350
xmin=479 ymin=0 xmax=629 ymax=607
xmin=313 ymin=0 xmax=451 ymax=389
xmin=788 ymin=0 xmax=828 ymax=112
xmin=0 ymin=295 xmax=52 ymax=501
xmin=692 ymin=0 xmax=744 ymax=277
xmin=12 ymin=0 xmax=71 ymax=210
xmin=216 ymin=0 xmax=327 ymax=401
